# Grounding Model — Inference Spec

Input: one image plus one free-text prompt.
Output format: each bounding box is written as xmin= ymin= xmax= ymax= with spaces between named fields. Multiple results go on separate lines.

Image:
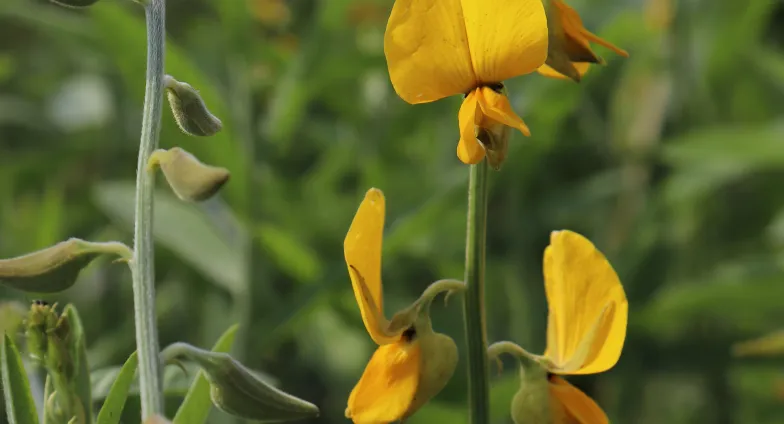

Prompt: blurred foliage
xmin=1 ymin=0 xmax=784 ymax=422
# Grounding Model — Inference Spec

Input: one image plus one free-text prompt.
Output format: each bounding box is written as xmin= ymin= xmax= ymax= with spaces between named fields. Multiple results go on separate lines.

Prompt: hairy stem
xmin=131 ymin=0 xmax=166 ymax=417
xmin=462 ymin=159 xmax=490 ymax=424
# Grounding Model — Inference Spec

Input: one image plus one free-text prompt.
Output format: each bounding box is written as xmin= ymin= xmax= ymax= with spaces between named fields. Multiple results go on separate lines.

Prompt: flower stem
xmin=131 ymin=0 xmax=166 ymax=418
xmin=462 ymin=159 xmax=490 ymax=424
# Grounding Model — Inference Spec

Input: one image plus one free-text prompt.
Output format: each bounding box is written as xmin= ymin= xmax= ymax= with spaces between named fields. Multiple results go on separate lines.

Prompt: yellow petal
xmin=462 ymin=0 xmax=548 ymax=84
xmin=476 ymin=86 xmax=530 ymax=137
xmin=346 ymin=341 xmax=421 ymax=424
xmin=543 ymin=230 xmax=628 ymax=375
xmin=537 ymin=63 xmax=592 ymax=80
xmin=345 ymin=189 xmax=398 ymax=345
xmin=555 ymin=0 xmax=628 ymax=58
xmin=457 ymin=89 xmax=485 ymax=164
xmin=384 ymin=0 xmax=476 ymax=104
xmin=548 ymin=375 xmax=609 ymax=424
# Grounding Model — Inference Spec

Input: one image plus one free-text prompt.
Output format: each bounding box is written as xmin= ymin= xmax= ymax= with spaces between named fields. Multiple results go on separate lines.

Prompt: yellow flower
xmin=538 ymin=0 xmax=629 ymax=82
xmin=384 ymin=0 xmax=549 ymax=165
xmin=491 ymin=230 xmax=627 ymax=424
xmin=344 ymin=188 xmax=463 ymax=424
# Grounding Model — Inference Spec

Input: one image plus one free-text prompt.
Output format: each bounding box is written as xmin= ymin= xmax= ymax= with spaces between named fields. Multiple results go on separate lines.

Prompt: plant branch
xmin=462 ymin=159 xmax=490 ymax=424
xmin=131 ymin=0 xmax=166 ymax=417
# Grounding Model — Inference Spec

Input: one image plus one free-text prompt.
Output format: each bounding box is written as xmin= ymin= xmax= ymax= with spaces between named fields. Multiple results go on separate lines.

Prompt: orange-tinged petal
xmin=384 ymin=0 xmax=476 ymax=104
xmin=555 ymin=0 xmax=628 ymax=58
xmin=548 ymin=376 xmax=609 ymax=424
xmin=462 ymin=0 xmax=548 ymax=84
xmin=346 ymin=341 xmax=421 ymax=424
xmin=537 ymin=62 xmax=591 ymax=80
xmin=457 ymin=89 xmax=485 ymax=164
xmin=345 ymin=189 xmax=398 ymax=345
xmin=476 ymin=86 xmax=531 ymax=137
xmin=543 ymin=230 xmax=628 ymax=375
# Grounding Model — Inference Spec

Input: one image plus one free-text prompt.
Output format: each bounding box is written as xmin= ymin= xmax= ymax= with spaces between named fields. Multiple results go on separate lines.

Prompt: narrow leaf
xmin=172 ymin=324 xmax=239 ymax=424
xmin=2 ymin=333 xmax=40 ymax=424
xmin=95 ymin=351 xmax=138 ymax=424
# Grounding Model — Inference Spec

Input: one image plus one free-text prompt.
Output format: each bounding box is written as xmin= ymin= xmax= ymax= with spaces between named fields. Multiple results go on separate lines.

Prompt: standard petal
xmin=345 ymin=189 xmax=398 ymax=345
xmin=543 ymin=230 xmax=628 ymax=375
xmin=537 ymin=62 xmax=591 ymax=80
xmin=457 ymin=89 xmax=485 ymax=164
xmin=384 ymin=0 xmax=477 ymax=104
xmin=346 ymin=341 xmax=421 ymax=424
xmin=476 ymin=87 xmax=530 ymax=136
xmin=556 ymin=0 xmax=628 ymax=58
xmin=461 ymin=0 xmax=548 ymax=84
xmin=548 ymin=376 xmax=609 ymax=424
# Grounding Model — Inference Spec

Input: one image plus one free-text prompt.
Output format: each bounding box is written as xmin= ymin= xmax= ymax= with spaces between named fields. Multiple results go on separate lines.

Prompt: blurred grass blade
xmin=93 ymin=183 xmax=244 ymax=295
xmin=732 ymin=330 xmax=784 ymax=357
xmin=62 ymin=304 xmax=92 ymax=424
xmin=172 ymin=324 xmax=239 ymax=424
xmin=95 ymin=351 xmax=138 ymax=424
xmin=2 ymin=333 xmax=40 ymax=424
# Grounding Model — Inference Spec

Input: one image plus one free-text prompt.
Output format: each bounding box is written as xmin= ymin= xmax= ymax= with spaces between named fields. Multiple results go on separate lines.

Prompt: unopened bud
xmin=162 ymin=343 xmax=319 ymax=422
xmin=164 ymin=75 xmax=222 ymax=137
xmin=0 ymin=239 xmax=131 ymax=293
xmin=49 ymin=0 xmax=100 ymax=8
xmin=147 ymin=147 xmax=230 ymax=202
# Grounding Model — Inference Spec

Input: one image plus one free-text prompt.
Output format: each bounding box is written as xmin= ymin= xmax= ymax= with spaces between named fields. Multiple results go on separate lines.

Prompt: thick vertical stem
xmin=131 ymin=0 xmax=166 ymax=418
xmin=462 ymin=159 xmax=490 ymax=424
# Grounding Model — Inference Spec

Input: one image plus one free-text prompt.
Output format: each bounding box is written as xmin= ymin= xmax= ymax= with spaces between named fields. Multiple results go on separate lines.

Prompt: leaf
xmin=95 ymin=351 xmax=138 ymax=424
xmin=256 ymin=223 xmax=322 ymax=284
xmin=172 ymin=324 xmax=239 ymax=424
xmin=62 ymin=304 xmax=92 ymax=424
xmin=1 ymin=333 xmax=40 ymax=424
xmin=93 ymin=182 xmax=244 ymax=295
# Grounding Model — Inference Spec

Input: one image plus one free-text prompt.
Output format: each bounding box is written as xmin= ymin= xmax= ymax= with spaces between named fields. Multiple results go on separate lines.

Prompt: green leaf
xmin=62 ymin=304 xmax=92 ymax=424
xmin=172 ymin=324 xmax=239 ymax=424
xmin=1 ymin=333 xmax=40 ymax=424
xmin=93 ymin=183 xmax=244 ymax=295
xmin=256 ymin=223 xmax=322 ymax=284
xmin=95 ymin=351 xmax=137 ymax=424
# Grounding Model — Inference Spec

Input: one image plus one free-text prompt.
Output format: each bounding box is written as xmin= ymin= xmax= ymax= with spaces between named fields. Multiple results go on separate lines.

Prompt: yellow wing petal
xmin=548 ymin=375 xmax=609 ymax=424
xmin=476 ymin=86 xmax=530 ymax=136
xmin=384 ymin=0 xmax=477 ymax=104
xmin=537 ymin=63 xmax=592 ymax=80
xmin=457 ymin=89 xmax=485 ymax=164
xmin=346 ymin=341 xmax=421 ymax=424
xmin=345 ymin=188 xmax=398 ymax=345
xmin=461 ymin=0 xmax=548 ymax=84
xmin=543 ymin=230 xmax=628 ymax=375
xmin=555 ymin=0 xmax=628 ymax=58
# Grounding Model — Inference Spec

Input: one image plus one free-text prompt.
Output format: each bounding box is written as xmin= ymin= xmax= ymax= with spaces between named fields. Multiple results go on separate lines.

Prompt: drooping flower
xmin=489 ymin=230 xmax=628 ymax=424
xmin=344 ymin=188 xmax=464 ymax=424
xmin=384 ymin=0 xmax=549 ymax=166
xmin=538 ymin=0 xmax=629 ymax=82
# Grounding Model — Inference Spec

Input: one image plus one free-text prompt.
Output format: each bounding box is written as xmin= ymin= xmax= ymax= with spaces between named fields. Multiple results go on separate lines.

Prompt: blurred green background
xmin=2 ymin=0 xmax=784 ymax=422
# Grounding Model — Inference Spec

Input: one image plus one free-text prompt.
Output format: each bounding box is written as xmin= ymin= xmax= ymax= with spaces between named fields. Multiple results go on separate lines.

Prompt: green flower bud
xmin=0 ymin=239 xmax=131 ymax=293
xmin=164 ymin=75 xmax=223 ymax=137
xmin=48 ymin=0 xmax=100 ymax=9
xmin=147 ymin=147 xmax=230 ymax=202
xmin=162 ymin=343 xmax=319 ymax=422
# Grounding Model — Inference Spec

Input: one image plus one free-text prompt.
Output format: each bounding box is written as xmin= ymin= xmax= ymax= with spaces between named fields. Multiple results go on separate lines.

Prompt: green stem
xmin=131 ymin=0 xmax=166 ymax=418
xmin=462 ymin=159 xmax=490 ymax=424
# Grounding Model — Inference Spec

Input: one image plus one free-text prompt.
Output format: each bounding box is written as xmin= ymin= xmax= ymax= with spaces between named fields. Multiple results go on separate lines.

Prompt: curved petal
xmin=549 ymin=376 xmax=609 ymax=424
xmin=537 ymin=62 xmax=591 ymax=80
xmin=543 ymin=230 xmax=628 ymax=375
xmin=384 ymin=0 xmax=477 ymax=104
xmin=476 ymin=86 xmax=530 ymax=137
xmin=462 ymin=0 xmax=549 ymax=84
xmin=345 ymin=189 xmax=398 ymax=345
xmin=346 ymin=341 xmax=421 ymax=424
xmin=457 ymin=89 xmax=485 ymax=164
xmin=555 ymin=0 xmax=628 ymax=58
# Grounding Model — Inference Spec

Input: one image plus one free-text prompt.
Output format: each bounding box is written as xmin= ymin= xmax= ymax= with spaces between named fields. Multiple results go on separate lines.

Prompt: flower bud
xmin=162 ymin=342 xmax=319 ymax=422
xmin=49 ymin=0 xmax=100 ymax=8
xmin=147 ymin=147 xmax=230 ymax=202
xmin=0 ymin=239 xmax=132 ymax=293
xmin=164 ymin=75 xmax=223 ymax=137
